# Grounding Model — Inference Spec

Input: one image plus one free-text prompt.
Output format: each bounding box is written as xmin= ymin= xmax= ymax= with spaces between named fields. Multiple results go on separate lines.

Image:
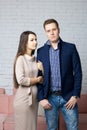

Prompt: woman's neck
xmin=25 ymin=50 xmax=32 ymax=56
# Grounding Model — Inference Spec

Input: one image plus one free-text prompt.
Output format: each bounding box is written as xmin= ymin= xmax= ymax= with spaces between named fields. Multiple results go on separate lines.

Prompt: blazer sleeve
xmin=72 ymin=45 xmax=82 ymax=97
xmin=15 ymin=56 xmax=31 ymax=87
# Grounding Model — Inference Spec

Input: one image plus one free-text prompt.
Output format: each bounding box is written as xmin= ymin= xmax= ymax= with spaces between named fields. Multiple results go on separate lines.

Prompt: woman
xmin=13 ymin=31 xmax=43 ymax=130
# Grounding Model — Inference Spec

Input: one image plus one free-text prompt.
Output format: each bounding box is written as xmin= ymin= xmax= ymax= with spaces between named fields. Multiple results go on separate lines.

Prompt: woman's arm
xmin=15 ymin=56 xmax=43 ymax=87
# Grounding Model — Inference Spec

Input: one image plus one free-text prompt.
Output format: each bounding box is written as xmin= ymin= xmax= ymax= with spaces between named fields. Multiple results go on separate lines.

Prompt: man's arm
xmin=65 ymin=44 xmax=82 ymax=110
xmin=72 ymin=44 xmax=82 ymax=97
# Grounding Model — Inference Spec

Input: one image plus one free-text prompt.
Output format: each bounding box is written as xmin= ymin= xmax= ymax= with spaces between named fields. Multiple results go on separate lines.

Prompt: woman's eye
xmin=30 ymin=39 xmax=33 ymax=41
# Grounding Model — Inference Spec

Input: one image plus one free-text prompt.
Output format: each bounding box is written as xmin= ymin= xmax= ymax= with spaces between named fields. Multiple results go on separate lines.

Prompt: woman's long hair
xmin=13 ymin=31 xmax=36 ymax=88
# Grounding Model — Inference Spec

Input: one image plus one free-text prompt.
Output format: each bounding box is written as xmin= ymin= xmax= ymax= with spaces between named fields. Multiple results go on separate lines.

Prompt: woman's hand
xmin=37 ymin=76 xmax=43 ymax=83
xmin=37 ymin=61 xmax=44 ymax=75
xmin=30 ymin=76 xmax=43 ymax=85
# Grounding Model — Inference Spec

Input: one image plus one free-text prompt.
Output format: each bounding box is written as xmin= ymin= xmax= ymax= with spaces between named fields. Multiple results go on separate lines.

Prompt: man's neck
xmin=51 ymin=42 xmax=58 ymax=49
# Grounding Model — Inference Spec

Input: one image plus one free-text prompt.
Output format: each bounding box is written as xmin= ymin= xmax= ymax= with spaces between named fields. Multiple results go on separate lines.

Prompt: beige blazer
xmin=15 ymin=54 xmax=38 ymax=106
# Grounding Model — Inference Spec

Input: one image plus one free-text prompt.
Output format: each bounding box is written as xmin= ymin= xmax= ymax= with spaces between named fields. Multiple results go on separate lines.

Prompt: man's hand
xmin=39 ymin=99 xmax=52 ymax=110
xmin=65 ymin=96 xmax=78 ymax=109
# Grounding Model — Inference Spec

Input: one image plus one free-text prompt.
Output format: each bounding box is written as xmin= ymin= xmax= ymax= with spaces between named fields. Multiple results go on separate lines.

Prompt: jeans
xmin=45 ymin=95 xmax=78 ymax=130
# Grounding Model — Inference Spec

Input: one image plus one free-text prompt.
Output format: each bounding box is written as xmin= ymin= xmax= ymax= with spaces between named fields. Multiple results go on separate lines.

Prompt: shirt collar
xmin=46 ymin=39 xmax=60 ymax=50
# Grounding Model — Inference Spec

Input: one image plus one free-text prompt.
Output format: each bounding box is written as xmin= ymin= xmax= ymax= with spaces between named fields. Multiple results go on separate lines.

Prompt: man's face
xmin=44 ymin=23 xmax=60 ymax=43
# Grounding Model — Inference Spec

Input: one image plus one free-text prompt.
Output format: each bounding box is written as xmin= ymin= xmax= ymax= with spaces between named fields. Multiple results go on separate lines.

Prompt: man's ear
xmin=58 ymin=27 xmax=60 ymax=34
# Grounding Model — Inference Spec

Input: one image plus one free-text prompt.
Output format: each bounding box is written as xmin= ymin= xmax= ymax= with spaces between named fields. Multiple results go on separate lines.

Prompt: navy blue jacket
xmin=37 ymin=38 xmax=82 ymax=101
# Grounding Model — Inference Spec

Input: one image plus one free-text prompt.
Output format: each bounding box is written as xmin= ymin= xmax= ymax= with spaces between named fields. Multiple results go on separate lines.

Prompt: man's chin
xmin=51 ymin=40 xmax=58 ymax=43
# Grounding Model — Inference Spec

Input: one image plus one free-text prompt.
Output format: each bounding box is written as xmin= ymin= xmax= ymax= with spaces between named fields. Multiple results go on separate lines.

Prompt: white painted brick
xmin=0 ymin=0 xmax=87 ymax=94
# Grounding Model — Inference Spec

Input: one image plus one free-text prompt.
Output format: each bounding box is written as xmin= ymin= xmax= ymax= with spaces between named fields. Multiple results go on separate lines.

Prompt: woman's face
xmin=26 ymin=34 xmax=37 ymax=51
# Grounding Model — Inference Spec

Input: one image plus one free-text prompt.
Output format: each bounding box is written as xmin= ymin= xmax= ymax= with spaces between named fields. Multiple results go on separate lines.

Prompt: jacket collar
xmin=44 ymin=37 xmax=62 ymax=50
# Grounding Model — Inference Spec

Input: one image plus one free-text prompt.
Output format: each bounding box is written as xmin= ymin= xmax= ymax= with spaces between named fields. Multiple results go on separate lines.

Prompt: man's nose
xmin=50 ymin=30 xmax=54 ymax=34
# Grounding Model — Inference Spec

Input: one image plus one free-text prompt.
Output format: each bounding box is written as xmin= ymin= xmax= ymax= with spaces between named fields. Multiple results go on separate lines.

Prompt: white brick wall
xmin=0 ymin=0 xmax=87 ymax=94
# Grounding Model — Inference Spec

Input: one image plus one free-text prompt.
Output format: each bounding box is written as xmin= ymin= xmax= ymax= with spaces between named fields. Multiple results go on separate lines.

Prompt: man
xmin=37 ymin=19 xmax=82 ymax=130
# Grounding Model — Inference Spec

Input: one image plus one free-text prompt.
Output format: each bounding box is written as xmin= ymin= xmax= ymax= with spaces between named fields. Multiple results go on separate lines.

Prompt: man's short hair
xmin=43 ymin=19 xmax=59 ymax=29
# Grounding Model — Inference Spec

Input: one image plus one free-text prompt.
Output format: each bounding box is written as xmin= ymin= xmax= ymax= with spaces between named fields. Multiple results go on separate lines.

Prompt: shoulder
xmin=37 ymin=45 xmax=46 ymax=52
xmin=37 ymin=41 xmax=49 ymax=52
xmin=16 ymin=55 xmax=24 ymax=64
xmin=62 ymin=40 xmax=75 ymax=47
xmin=17 ymin=55 xmax=24 ymax=60
xmin=59 ymin=38 xmax=78 ymax=54
xmin=61 ymin=40 xmax=76 ymax=51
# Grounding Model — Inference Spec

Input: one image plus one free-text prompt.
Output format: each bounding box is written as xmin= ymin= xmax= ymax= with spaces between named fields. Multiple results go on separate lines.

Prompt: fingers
xmin=40 ymin=99 xmax=52 ymax=110
xmin=65 ymin=96 xmax=77 ymax=109
xmin=44 ymin=103 xmax=52 ymax=110
xmin=39 ymin=76 xmax=43 ymax=83
xmin=38 ymin=76 xmax=43 ymax=83
xmin=37 ymin=61 xmax=43 ymax=71
xmin=65 ymin=102 xmax=75 ymax=109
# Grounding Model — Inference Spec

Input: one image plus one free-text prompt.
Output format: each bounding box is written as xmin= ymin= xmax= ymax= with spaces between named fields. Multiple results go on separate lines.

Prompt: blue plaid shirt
xmin=47 ymin=40 xmax=61 ymax=92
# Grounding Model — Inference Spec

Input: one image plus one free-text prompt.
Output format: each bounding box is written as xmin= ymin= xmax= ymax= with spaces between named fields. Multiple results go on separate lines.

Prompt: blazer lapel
xmin=44 ymin=44 xmax=50 ymax=70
